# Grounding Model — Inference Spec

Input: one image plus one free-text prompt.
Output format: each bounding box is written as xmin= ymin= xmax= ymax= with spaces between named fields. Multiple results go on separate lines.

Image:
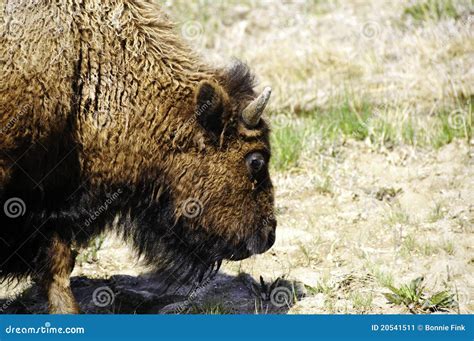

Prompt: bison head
xmin=155 ymin=62 xmax=276 ymax=277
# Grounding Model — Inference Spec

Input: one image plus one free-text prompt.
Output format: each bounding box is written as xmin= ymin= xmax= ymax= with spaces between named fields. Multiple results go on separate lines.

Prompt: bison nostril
xmin=251 ymin=158 xmax=263 ymax=171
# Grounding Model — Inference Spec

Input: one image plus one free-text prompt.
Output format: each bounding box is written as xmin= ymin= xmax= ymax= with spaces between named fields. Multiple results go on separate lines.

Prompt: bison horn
xmin=241 ymin=87 xmax=272 ymax=128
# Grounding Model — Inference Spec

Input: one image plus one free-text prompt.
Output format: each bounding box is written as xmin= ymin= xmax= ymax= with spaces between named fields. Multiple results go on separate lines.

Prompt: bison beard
xmin=0 ymin=0 xmax=276 ymax=313
xmin=0 ymin=179 xmax=251 ymax=305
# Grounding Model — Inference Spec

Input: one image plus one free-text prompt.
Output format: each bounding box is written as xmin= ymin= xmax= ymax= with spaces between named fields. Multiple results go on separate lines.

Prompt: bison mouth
xmin=122 ymin=185 xmax=276 ymax=286
xmin=133 ymin=219 xmax=276 ymax=285
xmin=227 ymin=227 xmax=276 ymax=261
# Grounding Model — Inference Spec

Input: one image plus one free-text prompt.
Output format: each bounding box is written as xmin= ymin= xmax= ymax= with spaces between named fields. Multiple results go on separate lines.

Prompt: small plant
xmin=370 ymin=266 xmax=394 ymax=288
xmin=419 ymin=242 xmax=439 ymax=256
xmin=384 ymin=277 xmax=458 ymax=313
xmin=429 ymin=202 xmax=445 ymax=222
xmin=250 ymin=276 xmax=284 ymax=301
xmin=400 ymin=234 xmax=417 ymax=256
xmin=304 ymin=280 xmax=333 ymax=296
xmin=386 ymin=206 xmax=410 ymax=226
xmin=314 ymin=175 xmax=333 ymax=195
xmin=298 ymin=243 xmax=316 ymax=267
xmin=441 ymin=240 xmax=455 ymax=255
xmin=249 ymin=276 xmax=305 ymax=311
xmin=350 ymin=292 xmax=374 ymax=313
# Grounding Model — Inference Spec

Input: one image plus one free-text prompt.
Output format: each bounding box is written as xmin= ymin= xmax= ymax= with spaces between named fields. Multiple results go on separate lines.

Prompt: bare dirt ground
xmin=2 ymin=140 xmax=472 ymax=314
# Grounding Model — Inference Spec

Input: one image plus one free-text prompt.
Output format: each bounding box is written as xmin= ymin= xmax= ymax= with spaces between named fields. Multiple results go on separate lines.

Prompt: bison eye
xmin=246 ymin=152 xmax=265 ymax=174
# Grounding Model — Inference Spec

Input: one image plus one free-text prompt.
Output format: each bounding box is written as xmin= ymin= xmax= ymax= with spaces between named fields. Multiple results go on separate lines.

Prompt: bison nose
xmin=264 ymin=217 xmax=276 ymax=250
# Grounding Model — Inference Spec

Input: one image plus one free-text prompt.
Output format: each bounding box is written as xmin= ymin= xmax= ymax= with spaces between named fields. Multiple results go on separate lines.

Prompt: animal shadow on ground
xmin=0 ymin=272 xmax=300 ymax=314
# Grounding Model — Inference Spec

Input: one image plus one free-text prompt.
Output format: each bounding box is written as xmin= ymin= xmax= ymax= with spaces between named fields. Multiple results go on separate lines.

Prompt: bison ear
xmin=195 ymin=80 xmax=226 ymax=139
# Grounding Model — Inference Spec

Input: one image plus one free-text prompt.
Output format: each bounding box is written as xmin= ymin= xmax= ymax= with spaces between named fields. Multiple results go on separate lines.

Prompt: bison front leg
xmin=40 ymin=235 xmax=80 ymax=314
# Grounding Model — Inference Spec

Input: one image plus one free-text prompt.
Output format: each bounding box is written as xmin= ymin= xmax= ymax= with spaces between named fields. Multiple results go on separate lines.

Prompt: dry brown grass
xmin=161 ymin=0 xmax=473 ymax=114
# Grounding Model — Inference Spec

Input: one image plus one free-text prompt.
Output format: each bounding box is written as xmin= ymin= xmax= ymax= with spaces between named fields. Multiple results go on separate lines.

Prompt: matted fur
xmin=0 ymin=0 xmax=276 ymax=291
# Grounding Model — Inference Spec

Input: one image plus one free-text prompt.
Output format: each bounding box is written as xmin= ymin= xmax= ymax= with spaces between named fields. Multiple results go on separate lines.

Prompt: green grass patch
xmin=311 ymin=99 xmax=371 ymax=141
xmin=399 ymin=232 xmax=455 ymax=257
xmin=270 ymin=98 xmax=372 ymax=171
xmin=269 ymin=99 xmax=472 ymax=172
xmin=270 ymin=121 xmax=306 ymax=171
xmin=370 ymin=118 xmax=397 ymax=147
xmin=403 ymin=0 xmax=460 ymax=22
xmin=432 ymin=109 xmax=472 ymax=149
xmin=350 ymin=292 xmax=374 ymax=313
xmin=402 ymin=119 xmax=417 ymax=145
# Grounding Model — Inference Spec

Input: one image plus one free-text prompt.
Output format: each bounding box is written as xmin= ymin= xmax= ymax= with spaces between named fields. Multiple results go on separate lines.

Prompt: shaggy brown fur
xmin=0 ymin=0 xmax=276 ymax=314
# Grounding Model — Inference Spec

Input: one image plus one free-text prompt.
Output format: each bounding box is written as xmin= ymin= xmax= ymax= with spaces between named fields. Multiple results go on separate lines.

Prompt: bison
xmin=0 ymin=0 xmax=276 ymax=313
